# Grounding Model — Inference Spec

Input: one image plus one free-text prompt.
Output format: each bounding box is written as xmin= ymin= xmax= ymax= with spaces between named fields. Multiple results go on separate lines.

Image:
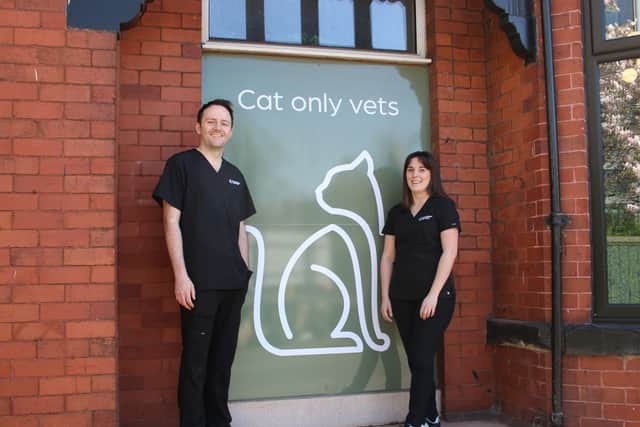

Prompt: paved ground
xmin=373 ymin=421 xmax=509 ymax=427
xmin=441 ymin=422 xmax=508 ymax=427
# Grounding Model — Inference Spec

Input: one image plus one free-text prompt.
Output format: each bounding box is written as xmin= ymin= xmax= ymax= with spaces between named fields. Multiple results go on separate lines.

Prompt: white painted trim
xmin=201 ymin=41 xmax=431 ymax=64
xmin=416 ymin=0 xmax=427 ymax=57
xmin=200 ymin=0 xmax=431 ymax=65
xmin=201 ymin=0 xmax=208 ymax=50
xmin=229 ymin=391 xmax=410 ymax=427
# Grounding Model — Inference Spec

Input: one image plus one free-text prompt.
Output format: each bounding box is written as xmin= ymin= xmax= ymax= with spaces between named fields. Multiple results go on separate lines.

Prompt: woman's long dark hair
xmin=401 ymin=151 xmax=451 ymax=210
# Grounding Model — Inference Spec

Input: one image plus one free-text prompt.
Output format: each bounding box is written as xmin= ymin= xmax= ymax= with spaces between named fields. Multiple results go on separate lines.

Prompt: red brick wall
xmin=116 ymin=0 xmax=201 ymax=425
xmin=564 ymin=355 xmax=640 ymax=427
xmin=483 ymin=0 xmax=549 ymax=418
xmin=484 ymin=0 xmax=589 ymax=332
xmin=485 ymin=1 xmax=551 ymax=325
xmin=491 ymin=352 xmax=640 ymax=426
xmin=494 ymin=346 xmax=551 ymax=423
xmin=550 ymin=0 xmax=592 ymax=325
xmin=0 ymin=0 xmax=118 ymax=426
xmin=486 ymin=0 xmax=605 ymax=425
xmin=427 ymin=0 xmax=496 ymax=414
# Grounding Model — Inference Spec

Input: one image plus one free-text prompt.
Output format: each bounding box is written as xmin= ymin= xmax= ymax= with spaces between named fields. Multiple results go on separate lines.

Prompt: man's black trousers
xmin=392 ymin=293 xmax=455 ymax=426
xmin=178 ymin=288 xmax=247 ymax=427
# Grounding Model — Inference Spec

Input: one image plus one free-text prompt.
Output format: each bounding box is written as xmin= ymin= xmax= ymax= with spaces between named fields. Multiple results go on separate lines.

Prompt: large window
xmin=587 ymin=0 xmax=640 ymax=320
xmin=203 ymin=0 xmax=426 ymax=63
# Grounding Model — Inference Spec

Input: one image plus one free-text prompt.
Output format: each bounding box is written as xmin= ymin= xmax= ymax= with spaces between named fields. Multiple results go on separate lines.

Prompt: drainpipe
xmin=540 ymin=0 xmax=571 ymax=426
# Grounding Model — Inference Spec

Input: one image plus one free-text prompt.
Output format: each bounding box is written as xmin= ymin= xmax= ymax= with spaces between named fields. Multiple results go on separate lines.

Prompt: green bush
xmin=606 ymin=205 xmax=640 ymax=236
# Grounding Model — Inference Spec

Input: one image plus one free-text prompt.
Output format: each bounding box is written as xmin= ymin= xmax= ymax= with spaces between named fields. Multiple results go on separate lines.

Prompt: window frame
xmin=201 ymin=0 xmax=430 ymax=65
xmin=586 ymin=0 xmax=640 ymax=322
xmin=592 ymin=0 xmax=640 ymax=53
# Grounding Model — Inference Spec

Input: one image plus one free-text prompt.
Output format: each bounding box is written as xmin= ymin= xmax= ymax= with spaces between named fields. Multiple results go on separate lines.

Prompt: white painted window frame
xmin=201 ymin=0 xmax=430 ymax=65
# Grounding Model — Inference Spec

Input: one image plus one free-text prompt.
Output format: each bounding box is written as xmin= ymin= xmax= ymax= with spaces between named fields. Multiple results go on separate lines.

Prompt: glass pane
xmin=318 ymin=0 xmax=355 ymax=48
xmin=265 ymin=0 xmax=301 ymax=44
xmin=371 ymin=0 xmax=407 ymax=51
xmin=603 ymin=0 xmax=640 ymax=40
xmin=210 ymin=0 xmax=246 ymax=40
xmin=599 ymin=58 xmax=640 ymax=304
xmin=208 ymin=0 xmax=415 ymax=53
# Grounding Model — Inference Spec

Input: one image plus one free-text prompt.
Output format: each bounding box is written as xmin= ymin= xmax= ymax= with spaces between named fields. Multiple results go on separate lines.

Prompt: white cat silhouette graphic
xmin=246 ymin=150 xmax=391 ymax=356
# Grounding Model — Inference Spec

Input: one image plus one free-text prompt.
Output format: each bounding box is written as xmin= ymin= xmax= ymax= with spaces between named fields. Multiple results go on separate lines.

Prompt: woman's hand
xmin=380 ymin=298 xmax=394 ymax=322
xmin=419 ymin=292 xmax=438 ymax=320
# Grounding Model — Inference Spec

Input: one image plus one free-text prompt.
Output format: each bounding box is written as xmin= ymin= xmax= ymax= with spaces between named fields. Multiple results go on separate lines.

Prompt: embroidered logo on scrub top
xmin=228 ymin=179 xmax=241 ymax=186
xmin=417 ymin=215 xmax=432 ymax=222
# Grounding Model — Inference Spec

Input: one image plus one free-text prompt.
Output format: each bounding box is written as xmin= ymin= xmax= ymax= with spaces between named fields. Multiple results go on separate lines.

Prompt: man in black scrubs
xmin=153 ymin=99 xmax=255 ymax=427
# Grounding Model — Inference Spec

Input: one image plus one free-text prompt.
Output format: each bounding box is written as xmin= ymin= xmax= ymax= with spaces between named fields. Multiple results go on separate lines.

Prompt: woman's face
xmin=405 ymin=157 xmax=431 ymax=195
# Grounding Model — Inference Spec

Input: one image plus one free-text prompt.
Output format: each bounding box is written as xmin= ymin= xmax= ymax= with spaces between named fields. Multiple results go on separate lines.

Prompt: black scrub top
xmin=152 ymin=149 xmax=256 ymax=291
xmin=382 ymin=196 xmax=461 ymax=300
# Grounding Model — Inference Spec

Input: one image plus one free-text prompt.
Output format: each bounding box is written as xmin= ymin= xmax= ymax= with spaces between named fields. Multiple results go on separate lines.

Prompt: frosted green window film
xmin=203 ymin=54 xmax=430 ymax=399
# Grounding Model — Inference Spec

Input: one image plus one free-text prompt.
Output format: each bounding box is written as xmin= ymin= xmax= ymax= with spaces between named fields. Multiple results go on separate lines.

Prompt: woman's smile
xmin=406 ymin=158 xmax=431 ymax=194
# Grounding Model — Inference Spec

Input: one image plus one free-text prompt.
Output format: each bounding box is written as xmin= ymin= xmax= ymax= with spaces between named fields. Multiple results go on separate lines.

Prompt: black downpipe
xmin=540 ymin=0 xmax=571 ymax=426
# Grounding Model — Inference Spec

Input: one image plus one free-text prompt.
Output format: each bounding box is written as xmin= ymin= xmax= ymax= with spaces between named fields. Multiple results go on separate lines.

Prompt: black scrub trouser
xmin=392 ymin=293 xmax=455 ymax=426
xmin=178 ymin=289 xmax=247 ymax=427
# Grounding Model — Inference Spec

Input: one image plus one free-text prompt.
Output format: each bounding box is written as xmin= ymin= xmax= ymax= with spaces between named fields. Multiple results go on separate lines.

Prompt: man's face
xmin=195 ymin=105 xmax=233 ymax=150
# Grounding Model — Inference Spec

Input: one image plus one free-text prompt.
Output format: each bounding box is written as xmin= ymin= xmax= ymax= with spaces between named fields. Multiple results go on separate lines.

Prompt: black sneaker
xmin=425 ymin=416 xmax=441 ymax=427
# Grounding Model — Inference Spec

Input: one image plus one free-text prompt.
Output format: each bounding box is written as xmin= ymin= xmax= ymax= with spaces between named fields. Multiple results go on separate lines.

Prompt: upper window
xmin=203 ymin=0 xmax=426 ymax=63
xmin=603 ymin=0 xmax=640 ymax=39
xmin=587 ymin=0 xmax=640 ymax=321
xmin=593 ymin=0 xmax=640 ymax=51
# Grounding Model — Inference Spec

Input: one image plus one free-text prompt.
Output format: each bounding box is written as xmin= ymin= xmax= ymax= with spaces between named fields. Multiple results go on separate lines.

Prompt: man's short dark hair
xmin=197 ymin=99 xmax=234 ymax=128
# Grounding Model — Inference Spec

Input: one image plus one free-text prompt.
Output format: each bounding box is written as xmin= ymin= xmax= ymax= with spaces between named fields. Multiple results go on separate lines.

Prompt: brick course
xmin=0 ymin=0 xmax=117 ymax=425
xmin=427 ymin=0 xmax=495 ymax=414
xmin=116 ymin=1 xmax=200 ymax=426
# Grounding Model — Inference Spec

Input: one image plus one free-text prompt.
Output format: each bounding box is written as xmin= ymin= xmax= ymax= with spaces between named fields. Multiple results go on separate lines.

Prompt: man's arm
xmin=238 ymin=221 xmax=249 ymax=267
xmin=163 ymin=201 xmax=195 ymax=310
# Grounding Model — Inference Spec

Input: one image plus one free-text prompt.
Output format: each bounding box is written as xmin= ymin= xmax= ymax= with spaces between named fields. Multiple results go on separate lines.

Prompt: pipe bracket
xmin=550 ymin=411 xmax=564 ymax=426
xmin=545 ymin=212 xmax=571 ymax=227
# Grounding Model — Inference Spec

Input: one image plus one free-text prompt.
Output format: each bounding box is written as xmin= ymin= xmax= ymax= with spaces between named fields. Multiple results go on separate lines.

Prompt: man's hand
xmin=174 ymin=274 xmax=196 ymax=310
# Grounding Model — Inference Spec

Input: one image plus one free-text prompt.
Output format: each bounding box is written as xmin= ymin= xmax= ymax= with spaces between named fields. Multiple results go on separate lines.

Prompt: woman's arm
xmin=419 ymin=227 xmax=459 ymax=319
xmin=380 ymin=234 xmax=396 ymax=322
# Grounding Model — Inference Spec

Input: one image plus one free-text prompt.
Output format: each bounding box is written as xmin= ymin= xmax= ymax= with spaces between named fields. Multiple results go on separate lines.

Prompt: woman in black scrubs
xmin=380 ymin=151 xmax=460 ymax=427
